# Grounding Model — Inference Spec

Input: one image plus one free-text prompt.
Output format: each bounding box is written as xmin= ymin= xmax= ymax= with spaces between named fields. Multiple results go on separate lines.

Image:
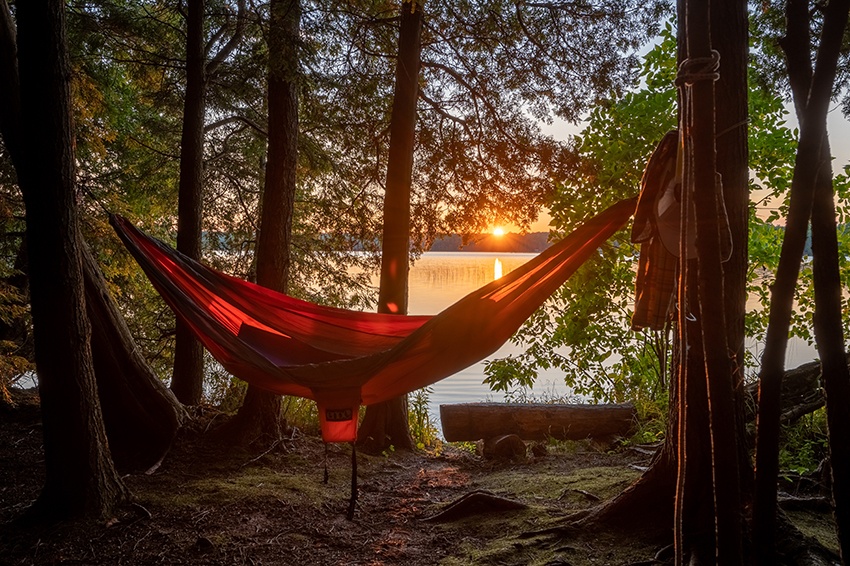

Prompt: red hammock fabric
xmin=111 ymin=197 xmax=636 ymax=442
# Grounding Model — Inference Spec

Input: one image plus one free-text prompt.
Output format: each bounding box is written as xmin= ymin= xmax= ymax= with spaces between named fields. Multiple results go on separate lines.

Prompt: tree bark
xmin=358 ymin=0 xmax=422 ymax=453
xmin=171 ymin=0 xmax=207 ymax=405
xmin=15 ymin=0 xmax=127 ymax=520
xmin=217 ymin=0 xmax=300 ymax=445
xmin=711 ymin=0 xmax=752 ymax=500
xmin=169 ymin=0 xmax=247 ymax=406
xmin=811 ymin=136 xmax=850 ymax=561
xmin=685 ymin=0 xmax=743 ymax=560
xmin=753 ymin=0 xmax=850 ymax=559
xmin=781 ymin=0 xmax=850 ymax=556
xmin=676 ymin=274 xmax=716 ymax=564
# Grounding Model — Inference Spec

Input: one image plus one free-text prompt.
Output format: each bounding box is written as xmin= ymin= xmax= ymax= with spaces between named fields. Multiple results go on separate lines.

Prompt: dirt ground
xmin=0 ymin=390 xmax=840 ymax=566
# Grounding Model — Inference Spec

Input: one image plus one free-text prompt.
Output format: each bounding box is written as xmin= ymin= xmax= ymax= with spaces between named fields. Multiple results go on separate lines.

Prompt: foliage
xmin=0 ymin=162 xmax=32 ymax=398
xmin=750 ymin=0 xmax=850 ymax=120
xmin=628 ymin=395 xmax=668 ymax=445
xmin=483 ymin=15 xmax=840 ymax=403
xmin=484 ymin=22 xmax=678 ymax=404
xmin=26 ymin=0 xmax=671 ymax=400
xmin=744 ymin=5 xmax=850 ymax=371
xmin=280 ymin=395 xmax=323 ymax=437
xmin=745 ymin=0 xmax=850 ymax=375
xmin=308 ymin=0 xmax=668 ymax=246
xmin=408 ymin=386 xmax=441 ymax=451
xmin=779 ymin=408 xmax=829 ymax=476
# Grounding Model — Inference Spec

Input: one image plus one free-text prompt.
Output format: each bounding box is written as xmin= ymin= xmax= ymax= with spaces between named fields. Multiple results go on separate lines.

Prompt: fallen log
xmin=742 ymin=354 xmax=850 ymax=425
xmin=440 ymin=402 xmax=637 ymax=442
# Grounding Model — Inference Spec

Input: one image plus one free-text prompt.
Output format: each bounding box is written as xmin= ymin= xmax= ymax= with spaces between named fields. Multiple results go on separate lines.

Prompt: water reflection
xmin=407 ymin=252 xmax=535 ymax=314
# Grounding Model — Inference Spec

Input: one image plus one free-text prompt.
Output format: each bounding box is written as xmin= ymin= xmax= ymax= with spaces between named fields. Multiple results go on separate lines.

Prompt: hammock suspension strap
xmin=347 ymin=442 xmax=358 ymax=521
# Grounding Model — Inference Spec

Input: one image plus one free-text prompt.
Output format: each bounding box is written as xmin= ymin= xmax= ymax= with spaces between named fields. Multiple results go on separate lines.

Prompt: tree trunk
xmin=171 ymin=0 xmax=207 ymax=405
xmin=15 ymin=0 xmax=127 ymax=520
xmin=570 ymin=5 xmax=750 ymax=561
xmin=83 ymin=244 xmax=186 ymax=471
xmin=811 ymin=135 xmax=850 ymax=562
xmin=676 ymin=275 xmax=716 ymax=564
xmin=712 ymin=0 xmax=752 ymax=500
xmin=358 ymin=0 xmax=422 ymax=454
xmin=752 ymin=0 xmax=850 ymax=559
xmin=2 ymin=0 xmax=187 ymax=479
xmin=685 ymin=0 xmax=743 ymax=559
xmin=217 ymin=0 xmax=300 ymax=446
xmin=782 ymin=0 xmax=850 ymax=557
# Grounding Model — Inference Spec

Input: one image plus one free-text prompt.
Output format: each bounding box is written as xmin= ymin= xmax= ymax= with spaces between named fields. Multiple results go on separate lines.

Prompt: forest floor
xmin=0 ymin=389 xmax=841 ymax=566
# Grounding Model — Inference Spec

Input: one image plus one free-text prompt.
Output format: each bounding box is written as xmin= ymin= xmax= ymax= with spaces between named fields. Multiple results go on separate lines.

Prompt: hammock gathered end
xmin=111 ymin=197 xmax=636 ymax=443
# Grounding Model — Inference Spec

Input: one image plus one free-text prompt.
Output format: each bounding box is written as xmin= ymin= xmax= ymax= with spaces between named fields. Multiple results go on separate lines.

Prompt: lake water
xmin=403 ymin=252 xmax=820 ymax=430
xmin=404 ymin=252 xmax=572 ymax=424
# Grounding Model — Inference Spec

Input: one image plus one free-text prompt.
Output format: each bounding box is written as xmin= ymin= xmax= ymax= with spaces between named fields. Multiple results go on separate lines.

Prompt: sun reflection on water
xmin=494 ymin=258 xmax=503 ymax=280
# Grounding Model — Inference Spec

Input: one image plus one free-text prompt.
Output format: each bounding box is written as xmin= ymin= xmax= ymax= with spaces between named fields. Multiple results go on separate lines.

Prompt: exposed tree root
xmin=423 ymin=490 xmax=528 ymax=522
xmin=516 ymin=454 xmax=839 ymax=566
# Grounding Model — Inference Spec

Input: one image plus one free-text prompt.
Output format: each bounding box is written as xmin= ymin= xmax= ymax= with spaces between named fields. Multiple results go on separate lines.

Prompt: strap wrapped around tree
xmin=111 ymin=197 xmax=636 ymax=443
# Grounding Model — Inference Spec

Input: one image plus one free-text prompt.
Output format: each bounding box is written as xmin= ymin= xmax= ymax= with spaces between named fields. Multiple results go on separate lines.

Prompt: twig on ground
xmin=241 ymin=439 xmax=283 ymax=468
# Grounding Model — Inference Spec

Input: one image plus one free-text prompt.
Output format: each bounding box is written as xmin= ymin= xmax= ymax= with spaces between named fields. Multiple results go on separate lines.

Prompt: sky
xmin=522 ymin=103 xmax=850 ymax=233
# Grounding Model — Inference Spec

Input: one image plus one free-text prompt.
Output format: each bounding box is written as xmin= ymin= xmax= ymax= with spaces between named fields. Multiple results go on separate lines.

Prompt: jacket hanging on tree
xmin=631 ymin=130 xmax=681 ymax=331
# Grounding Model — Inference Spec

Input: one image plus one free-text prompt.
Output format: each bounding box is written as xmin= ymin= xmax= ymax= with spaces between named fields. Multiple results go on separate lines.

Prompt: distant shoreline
xmin=429 ymin=232 xmax=550 ymax=253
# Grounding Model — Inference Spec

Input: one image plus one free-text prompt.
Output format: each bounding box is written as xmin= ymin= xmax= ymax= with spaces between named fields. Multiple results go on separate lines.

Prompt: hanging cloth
xmin=631 ymin=130 xmax=681 ymax=331
xmin=111 ymin=197 xmax=636 ymax=442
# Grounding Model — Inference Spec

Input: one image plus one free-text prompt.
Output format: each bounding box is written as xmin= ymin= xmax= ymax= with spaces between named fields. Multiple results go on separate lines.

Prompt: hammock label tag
xmin=326 ymin=408 xmax=353 ymax=422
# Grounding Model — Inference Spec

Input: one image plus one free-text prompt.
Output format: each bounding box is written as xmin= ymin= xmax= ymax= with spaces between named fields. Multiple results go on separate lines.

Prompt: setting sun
xmin=492 ymin=226 xmax=506 ymax=237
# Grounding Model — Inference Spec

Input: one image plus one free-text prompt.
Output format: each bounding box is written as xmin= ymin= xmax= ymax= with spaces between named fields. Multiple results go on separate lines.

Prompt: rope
xmin=79 ymin=185 xmax=112 ymax=216
xmin=674 ymin=50 xmax=721 ymax=87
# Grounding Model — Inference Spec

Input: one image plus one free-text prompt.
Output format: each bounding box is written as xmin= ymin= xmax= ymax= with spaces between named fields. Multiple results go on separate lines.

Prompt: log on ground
xmin=440 ymin=402 xmax=637 ymax=442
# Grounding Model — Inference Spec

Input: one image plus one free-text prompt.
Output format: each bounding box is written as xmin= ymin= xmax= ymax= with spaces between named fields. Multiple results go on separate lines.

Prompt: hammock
xmin=111 ymin=197 xmax=636 ymax=443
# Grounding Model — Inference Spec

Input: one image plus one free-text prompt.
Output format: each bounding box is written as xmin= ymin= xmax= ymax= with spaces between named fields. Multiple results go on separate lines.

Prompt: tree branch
xmin=204 ymin=115 xmax=267 ymax=136
xmin=206 ymin=0 xmax=246 ymax=78
xmin=418 ymin=90 xmax=470 ymax=128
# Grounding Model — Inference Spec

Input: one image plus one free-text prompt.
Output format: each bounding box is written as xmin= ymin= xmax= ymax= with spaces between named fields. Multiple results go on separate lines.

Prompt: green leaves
xmin=485 ymin=13 xmax=845 ymax=403
xmin=482 ymin=24 xmax=678 ymax=404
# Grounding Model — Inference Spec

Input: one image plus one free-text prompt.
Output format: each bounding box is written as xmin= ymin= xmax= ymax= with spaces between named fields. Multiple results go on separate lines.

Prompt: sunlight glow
xmin=494 ymin=258 xmax=503 ymax=280
xmin=492 ymin=226 xmax=505 ymax=237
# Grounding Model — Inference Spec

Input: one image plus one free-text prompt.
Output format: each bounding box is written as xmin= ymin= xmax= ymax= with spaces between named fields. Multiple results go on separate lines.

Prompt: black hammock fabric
xmin=111 ymin=197 xmax=636 ymax=442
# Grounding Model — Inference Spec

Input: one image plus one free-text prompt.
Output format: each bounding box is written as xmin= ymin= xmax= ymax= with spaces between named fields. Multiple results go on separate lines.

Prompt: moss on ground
xmin=139 ymin=464 xmax=341 ymax=508
xmin=476 ymin=465 xmax=641 ymax=508
xmin=440 ymin=516 xmax=663 ymax=566
xmin=785 ymin=509 xmax=840 ymax=556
